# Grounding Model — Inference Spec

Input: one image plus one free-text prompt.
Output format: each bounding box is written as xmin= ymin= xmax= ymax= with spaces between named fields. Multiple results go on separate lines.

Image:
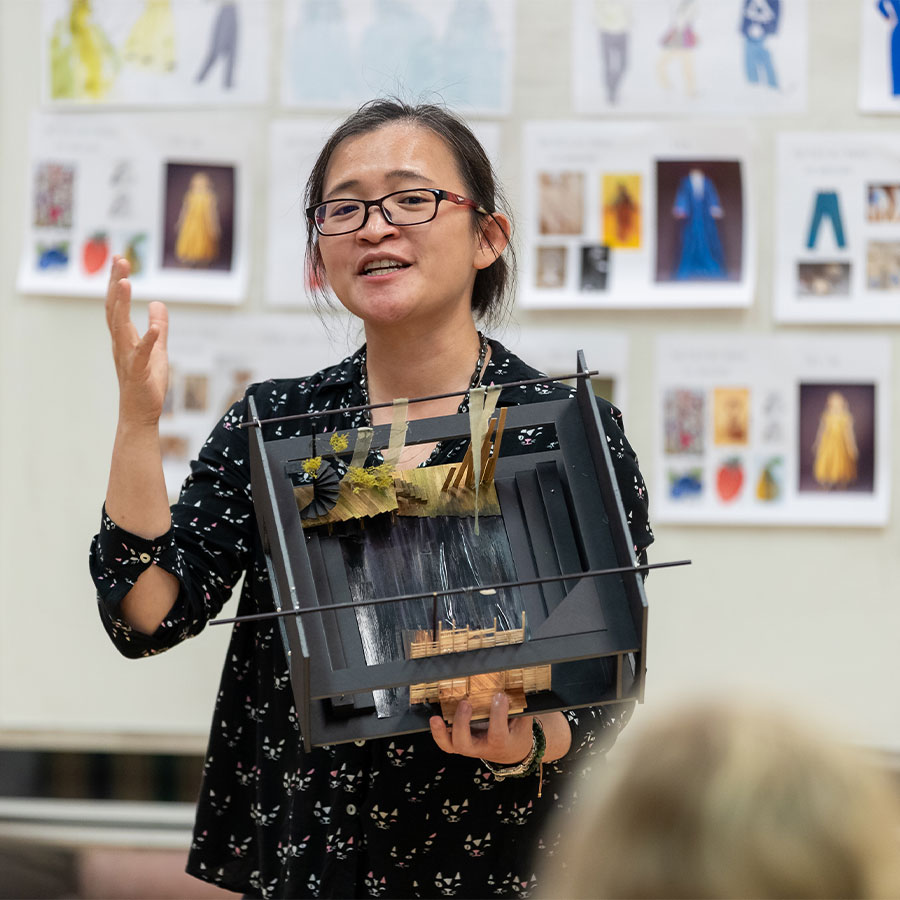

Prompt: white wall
xmin=1 ymin=0 xmax=898 ymax=754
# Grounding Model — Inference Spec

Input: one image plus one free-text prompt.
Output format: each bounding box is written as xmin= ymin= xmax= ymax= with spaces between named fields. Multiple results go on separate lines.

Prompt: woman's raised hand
xmin=105 ymin=255 xmax=169 ymax=426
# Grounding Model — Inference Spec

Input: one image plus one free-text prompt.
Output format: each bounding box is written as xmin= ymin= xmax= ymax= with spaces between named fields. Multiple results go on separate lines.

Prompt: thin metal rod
xmin=210 ymin=559 xmax=690 ymax=627
xmin=237 ymin=369 xmax=600 ymax=429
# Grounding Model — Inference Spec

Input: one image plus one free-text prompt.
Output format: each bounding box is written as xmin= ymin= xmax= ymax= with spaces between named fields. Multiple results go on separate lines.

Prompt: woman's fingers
xmin=146 ymin=301 xmax=169 ymax=355
xmin=429 ymin=715 xmax=453 ymax=754
xmin=106 ymin=255 xmax=132 ymax=334
xmin=132 ymin=323 xmax=161 ymax=370
xmin=429 ymin=694 xmax=532 ymax=763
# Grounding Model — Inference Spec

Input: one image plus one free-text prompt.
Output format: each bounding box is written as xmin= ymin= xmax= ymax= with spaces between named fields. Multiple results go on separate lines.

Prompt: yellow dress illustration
xmin=812 ymin=391 xmax=858 ymax=488
xmin=123 ymin=0 xmax=176 ymax=72
xmin=175 ymin=173 xmax=221 ymax=266
xmin=50 ymin=0 xmax=119 ymax=101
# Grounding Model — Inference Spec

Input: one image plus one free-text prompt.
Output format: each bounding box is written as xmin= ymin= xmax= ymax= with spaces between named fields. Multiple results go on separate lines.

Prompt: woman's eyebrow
xmin=324 ymin=169 xmax=436 ymax=198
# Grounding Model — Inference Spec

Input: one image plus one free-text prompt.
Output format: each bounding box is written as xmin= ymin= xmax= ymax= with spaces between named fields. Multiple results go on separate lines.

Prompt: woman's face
xmin=316 ymin=122 xmax=494 ymax=331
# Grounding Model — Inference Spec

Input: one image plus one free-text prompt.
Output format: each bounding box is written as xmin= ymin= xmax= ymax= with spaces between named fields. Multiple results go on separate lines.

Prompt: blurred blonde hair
xmin=541 ymin=699 xmax=900 ymax=899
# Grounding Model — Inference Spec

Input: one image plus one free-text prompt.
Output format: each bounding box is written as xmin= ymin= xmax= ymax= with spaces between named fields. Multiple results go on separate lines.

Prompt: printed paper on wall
xmin=280 ymin=0 xmax=515 ymax=116
xmin=654 ymin=334 xmax=891 ymax=526
xmin=774 ymin=132 xmax=900 ymax=323
xmin=160 ymin=311 xmax=348 ymax=497
xmin=510 ymin=326 xmax=629 ymax=412
xmin=18 ymin=112 xmax=252 ymax=303
xmin=41 ymin=0 xmax=270 ymax=106
xmin=572 ymin=0 xmax=808 ymax=116
xmin=520 ymin=121 xmax=756 ymax=309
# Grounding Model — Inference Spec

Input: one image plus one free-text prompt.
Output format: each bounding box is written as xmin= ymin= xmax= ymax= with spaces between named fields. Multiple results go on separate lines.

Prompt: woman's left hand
xmin=430 ymin=692 xmax=570 ymax=764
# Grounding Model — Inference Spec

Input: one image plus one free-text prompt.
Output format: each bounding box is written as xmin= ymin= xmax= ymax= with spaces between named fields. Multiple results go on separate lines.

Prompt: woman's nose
xmin=357 ymin=203 xmax=397 ymax=240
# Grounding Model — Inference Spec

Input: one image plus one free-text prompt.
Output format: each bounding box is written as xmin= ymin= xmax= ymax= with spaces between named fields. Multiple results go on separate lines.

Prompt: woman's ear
xmin=474 ymin=212 xmax=511 ymax=271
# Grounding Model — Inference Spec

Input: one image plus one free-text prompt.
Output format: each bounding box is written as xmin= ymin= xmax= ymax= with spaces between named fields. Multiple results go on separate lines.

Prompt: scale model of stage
xmin=227 ymin=352 xmax=668 ymax=750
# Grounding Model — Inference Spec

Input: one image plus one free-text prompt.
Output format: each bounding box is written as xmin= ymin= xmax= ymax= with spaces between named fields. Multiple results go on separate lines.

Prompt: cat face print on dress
xmin=325 ymin=828 xmax=354 ymax=860
xmin=471 ymin=766 xmax=496 ymax=790
xmin=312 ymin=801 xmax=331 ymax=824
xmin=463 ymin=831 xmax=492 ymax=857
xmin=227 ymin=834 xmax=253 ymax=858
xmin=497 ymin=800 xmax=533 ymax=826
xmin=275 ymin=835 xmax=311 ymax=861
xmin=249 ymin=803 xmax=281 ymax=827
xmin=434 ymin=871 xmax=463 ymax=897
xmin=385 ymin=740 xmax=415 ymax=766
xmin=369 ymin=804 xmax=399 ymax=829
xmin=247 ymin=871 xmax=278 ymax=899
xmin=283 ymin=767 xmax=315 ymax=793
xmin=364 ymin=871 xmax=388 ymax=897
xmin=441 ymin=798 xmax=470 ymax=822
xmin=262 ymin=736 xmax=286 ymax=760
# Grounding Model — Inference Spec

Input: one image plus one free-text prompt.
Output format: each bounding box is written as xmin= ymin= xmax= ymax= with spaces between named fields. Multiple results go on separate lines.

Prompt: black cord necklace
xmin=359 ymin=331 xmax=489 ymax=466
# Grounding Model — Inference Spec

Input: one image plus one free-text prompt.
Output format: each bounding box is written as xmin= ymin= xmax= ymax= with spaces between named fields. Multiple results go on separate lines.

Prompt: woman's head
xmin=543 ymin=699 xmax=900 ymax=899
xmin=304 ymin=99 xmax=514 ymax=329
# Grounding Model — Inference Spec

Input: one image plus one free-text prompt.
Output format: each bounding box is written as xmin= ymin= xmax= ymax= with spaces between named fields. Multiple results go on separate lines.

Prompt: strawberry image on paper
xmin=716 ymin=458 xmax=744 ymax=502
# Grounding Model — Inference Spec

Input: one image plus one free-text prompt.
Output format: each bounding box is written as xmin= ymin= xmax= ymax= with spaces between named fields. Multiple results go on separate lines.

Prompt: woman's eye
xmin=329 ymin=202 xmax=361 ymax=218
xmin=397 ymin=193 xmax=430 ymax=207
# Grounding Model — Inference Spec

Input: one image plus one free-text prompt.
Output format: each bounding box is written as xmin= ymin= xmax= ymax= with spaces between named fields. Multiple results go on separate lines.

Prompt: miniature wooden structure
xmin=408 ymin=613 xmax=552 ymax=723
xmin=241 ymin=352 xmax=653 ymax=750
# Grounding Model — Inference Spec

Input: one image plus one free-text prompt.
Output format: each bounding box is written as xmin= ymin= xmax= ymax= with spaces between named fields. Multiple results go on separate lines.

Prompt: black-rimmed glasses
xmin=307 ymin=188 xmax=489 ymax=236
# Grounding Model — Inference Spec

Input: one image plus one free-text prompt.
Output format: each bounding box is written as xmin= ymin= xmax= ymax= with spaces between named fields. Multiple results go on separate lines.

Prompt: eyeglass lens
xmin=314 ymin=189 xmax=438 ymax=235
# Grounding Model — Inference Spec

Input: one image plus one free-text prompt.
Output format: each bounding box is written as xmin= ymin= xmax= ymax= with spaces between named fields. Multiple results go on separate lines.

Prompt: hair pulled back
xmin=304 ymin=98 xmax=515 ymax=329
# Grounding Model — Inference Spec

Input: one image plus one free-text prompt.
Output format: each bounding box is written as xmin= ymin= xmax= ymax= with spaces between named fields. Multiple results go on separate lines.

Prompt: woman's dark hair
xmin=304 ymin=98 xmax=515 ymax=329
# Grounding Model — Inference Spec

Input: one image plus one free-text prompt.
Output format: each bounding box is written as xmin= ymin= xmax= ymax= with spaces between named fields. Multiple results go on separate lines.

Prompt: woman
xmin=91 ymin=100 xmax=653 ymax=899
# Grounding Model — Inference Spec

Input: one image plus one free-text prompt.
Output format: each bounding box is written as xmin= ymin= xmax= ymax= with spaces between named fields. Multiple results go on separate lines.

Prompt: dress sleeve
xmin=562 ymin=398 xmax=652 ymax=757
xmin=89 ymin=393 xmax=255 ymax=659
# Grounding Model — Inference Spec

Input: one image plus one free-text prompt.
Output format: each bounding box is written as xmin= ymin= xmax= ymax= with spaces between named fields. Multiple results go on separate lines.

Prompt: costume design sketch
xmin=123 ymin=0 xmax=176 ymax=72
xmin=196 ymin=1 xmax=239 ymax=88
xmin=441 ymin=0 xmax=505 ymax=109
xmin=281 ymin=0 xmax=514 ymax=114
xmin=289 ymin=0 xmax=362 ymax=104
xmin=672 ymin=169 xmax=725 ymax=279
xmin=49 ymin=0 xmax=119 ymax=100
xmin=657 ymin=0 xmax=699 ymax=97
xmin=812 ymin=391 xmax=858 ymax=488
xmin=595 ymin=0 xmax=631 ymax=105
xmin=740 ymin=0 xmax=780 ymax=88
xmin=359 ymin=0 xmax=438 ymax=96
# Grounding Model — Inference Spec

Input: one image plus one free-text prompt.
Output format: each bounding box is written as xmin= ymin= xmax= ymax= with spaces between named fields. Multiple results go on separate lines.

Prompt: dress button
xmin=346 ymin=803 xmax=357 ymax=815
xmin=353 ymin=739 xmax=366 ymax=747
xmin=139 ymin=552 xmax=152 ymax=564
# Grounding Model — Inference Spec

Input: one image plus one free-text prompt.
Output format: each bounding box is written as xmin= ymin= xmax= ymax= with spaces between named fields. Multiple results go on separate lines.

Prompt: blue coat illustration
xmin=877 ymin=0 xmax=900 ymax=95
xmin=672 ymin=171 xmax=726 ymax=280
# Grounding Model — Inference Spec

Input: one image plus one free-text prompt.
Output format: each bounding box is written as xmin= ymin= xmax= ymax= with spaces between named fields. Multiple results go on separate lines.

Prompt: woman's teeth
xmin=363 ymin=260 xmax=408 ymax=275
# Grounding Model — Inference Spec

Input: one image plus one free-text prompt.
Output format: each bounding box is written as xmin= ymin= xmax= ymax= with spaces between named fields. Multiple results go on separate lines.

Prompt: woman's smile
xmin=357 ymin=254 xmax=412 ymax=277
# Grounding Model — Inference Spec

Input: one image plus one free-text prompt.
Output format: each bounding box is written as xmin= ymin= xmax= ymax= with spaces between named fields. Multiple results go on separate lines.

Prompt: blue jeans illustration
xmin=806 ymin=191 xmax=846 ymax=249
xmin=745 ymin=38 xmax=777 ymax=87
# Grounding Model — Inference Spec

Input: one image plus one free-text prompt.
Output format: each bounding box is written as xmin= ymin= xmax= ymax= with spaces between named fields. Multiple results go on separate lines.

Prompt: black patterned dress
xmin=90 ymin=340 xmax=653 ymax=899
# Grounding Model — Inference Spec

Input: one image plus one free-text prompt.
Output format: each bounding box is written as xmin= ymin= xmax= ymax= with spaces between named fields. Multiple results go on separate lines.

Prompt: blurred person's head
xmin=542 ymin=699 xmax=900 ymax=899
